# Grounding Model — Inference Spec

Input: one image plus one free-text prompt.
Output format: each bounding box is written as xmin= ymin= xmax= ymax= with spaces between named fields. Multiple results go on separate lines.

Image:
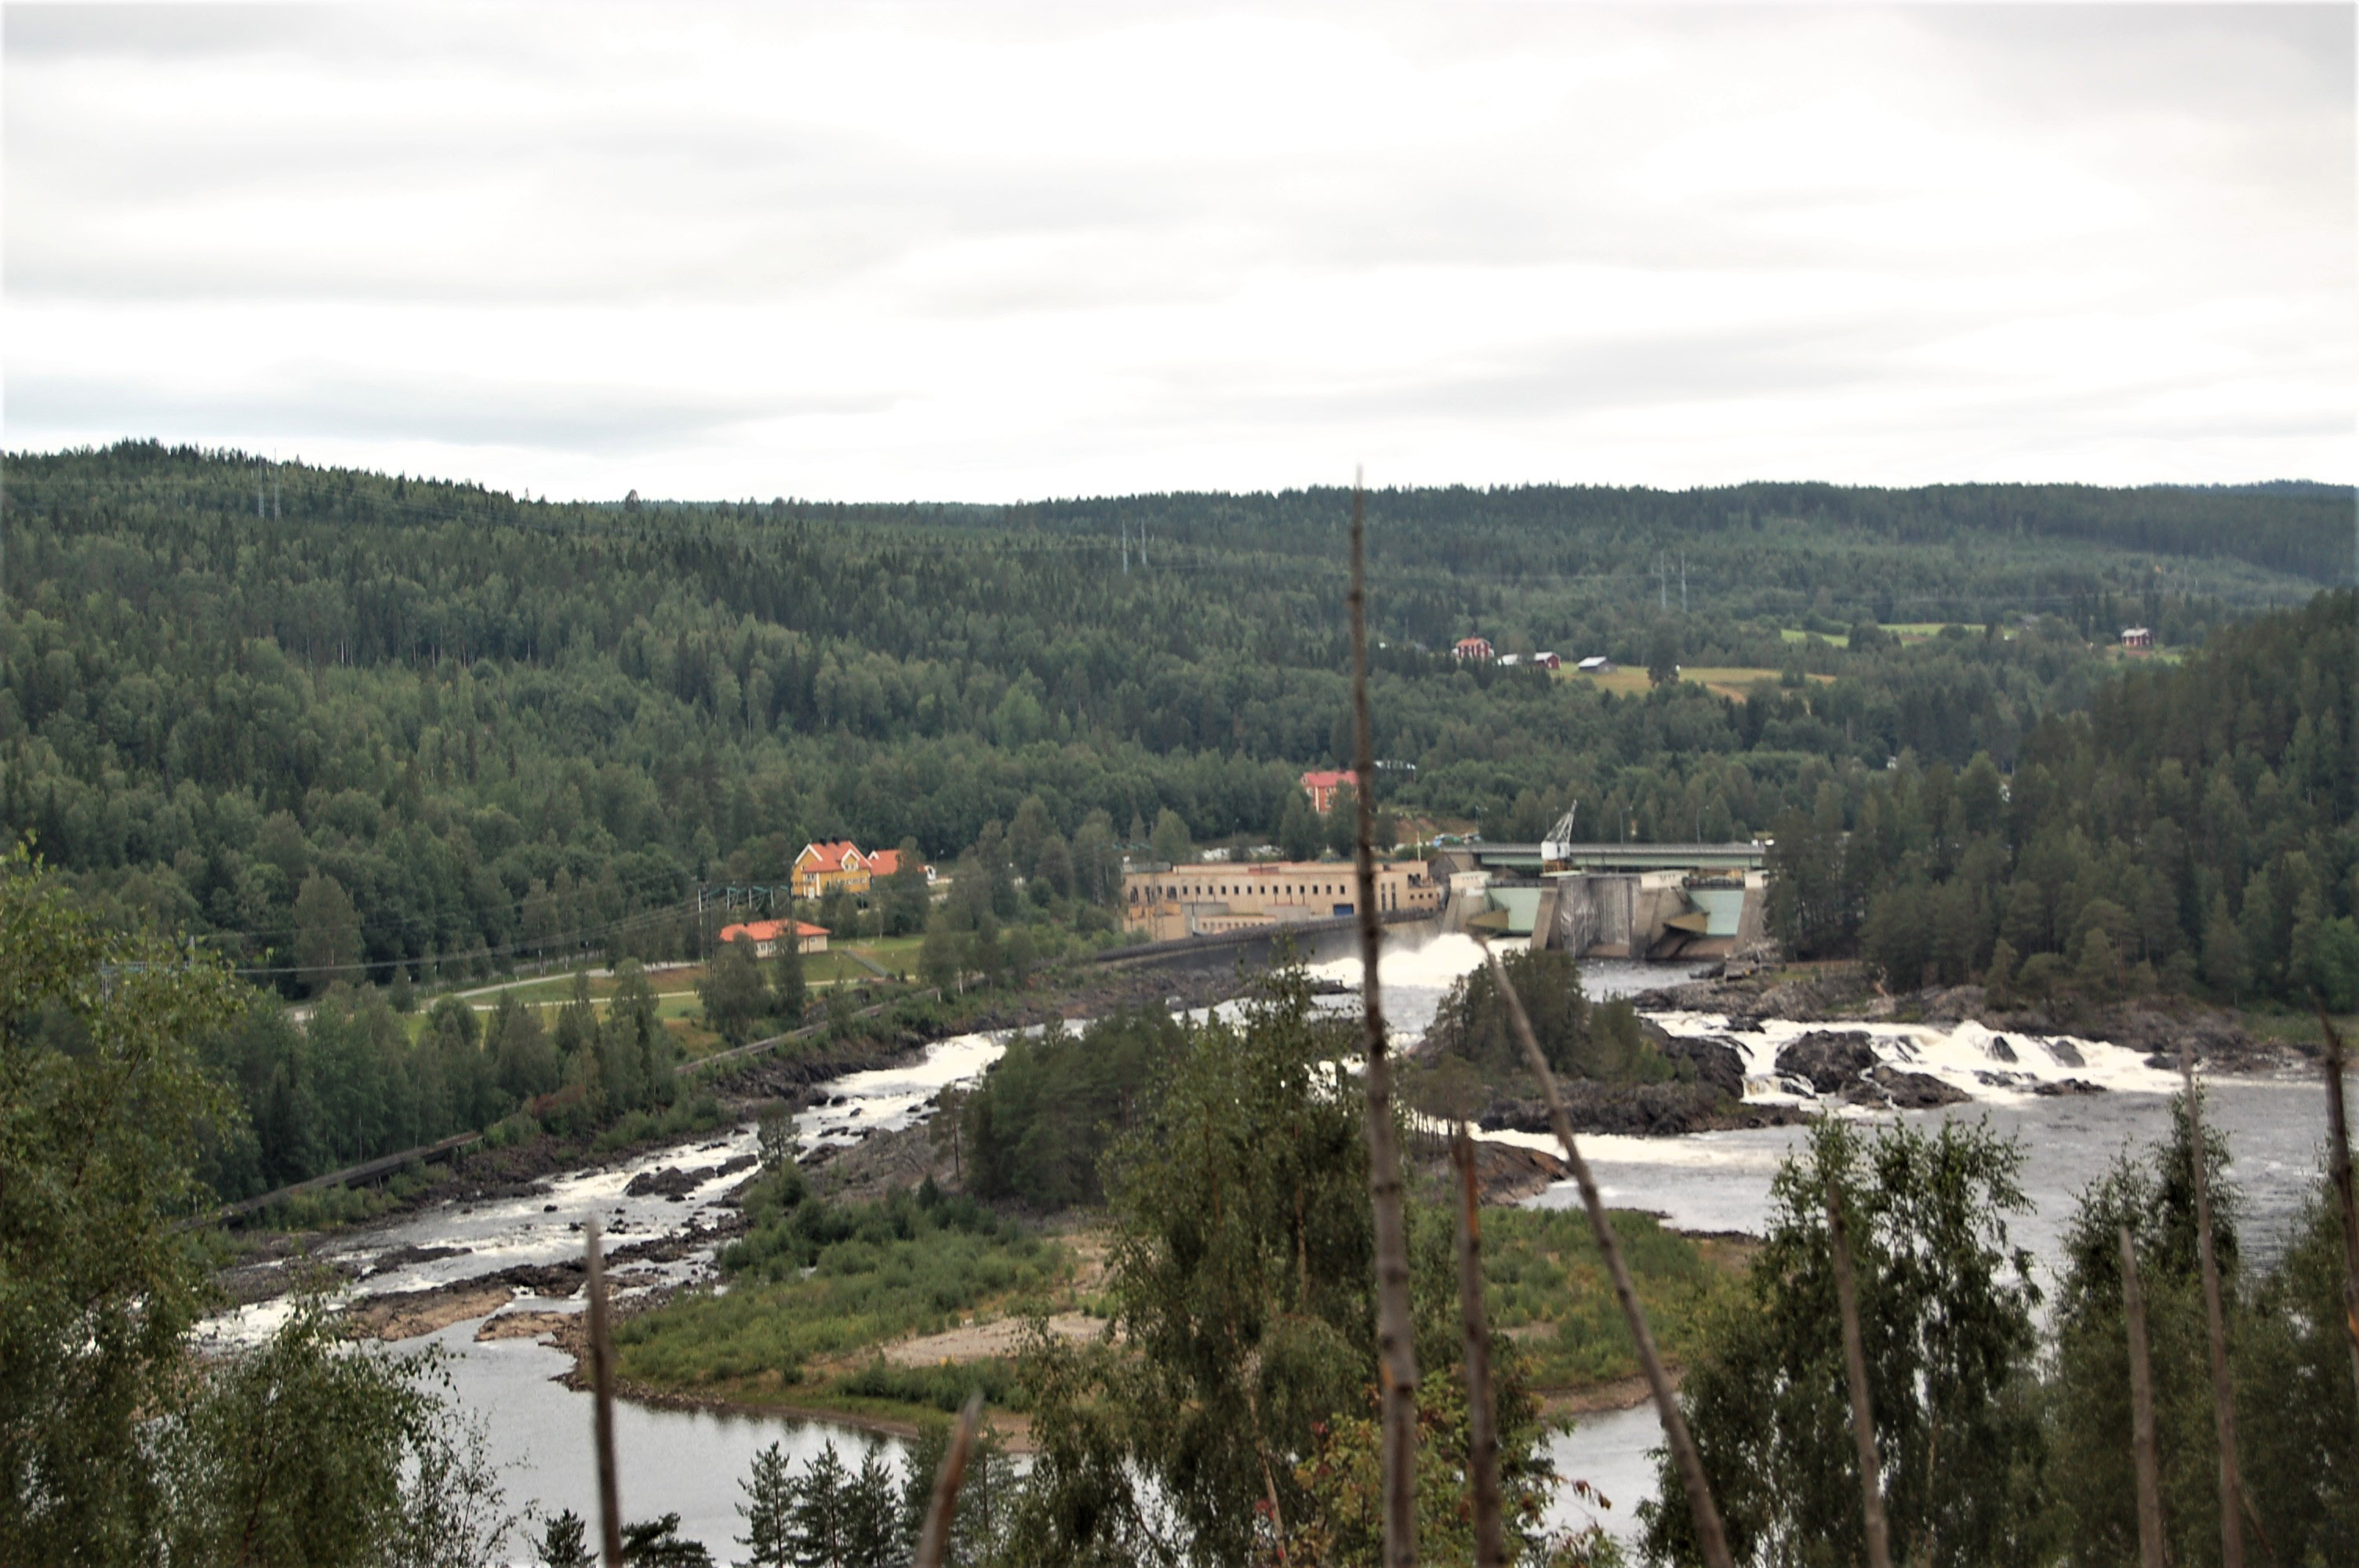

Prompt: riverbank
xmin=210 ymin=956 xmax=1259 ymax=1261
xmin=514 ymin=1192 xmax=1740 ymax=1447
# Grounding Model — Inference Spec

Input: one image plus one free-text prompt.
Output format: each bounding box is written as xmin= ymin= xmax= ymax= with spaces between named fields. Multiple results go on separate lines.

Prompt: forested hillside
xmin=2 ymin=441 xmax=2346 ymax=993
xmin=1772 ymin=590 xmax=2358 ymax=1009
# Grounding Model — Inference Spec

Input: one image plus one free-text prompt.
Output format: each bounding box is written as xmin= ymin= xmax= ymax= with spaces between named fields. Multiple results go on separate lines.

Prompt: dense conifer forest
xmin=4 ymin=441 xmax=2345 ymax=1005
xmin=3 ymin=443 xmax=2353 ymax=1564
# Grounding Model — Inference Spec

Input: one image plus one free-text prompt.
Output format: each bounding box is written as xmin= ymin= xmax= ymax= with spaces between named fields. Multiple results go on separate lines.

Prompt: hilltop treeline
xmin=1021 ymin=477 xmax=2351 ymax=603
xmin=1772 ymin=590 xmax=2357 ymax=1010
xmin=2 ymin=442 xmax=2343 ymax=991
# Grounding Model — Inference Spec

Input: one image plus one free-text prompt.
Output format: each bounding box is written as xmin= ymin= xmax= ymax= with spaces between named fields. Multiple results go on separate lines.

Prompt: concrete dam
xmin=1430 ymin=840 xmax=1768 ymax=960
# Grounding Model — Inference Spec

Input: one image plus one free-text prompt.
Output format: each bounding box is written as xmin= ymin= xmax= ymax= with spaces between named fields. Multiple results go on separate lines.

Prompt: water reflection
xmin=238 ymin=924 xmax=2339 ymax=1560
xmin=433 ymin=1319 xmax=908 ymax=1562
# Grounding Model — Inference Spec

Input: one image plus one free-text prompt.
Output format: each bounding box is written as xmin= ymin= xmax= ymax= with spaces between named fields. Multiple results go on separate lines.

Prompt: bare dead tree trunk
xmin=585 ymin=1220 xmax=625 ymax=1568
xmin=914 ymin=1390 xmax=984 ymax=1568
xmin=2181 ymin=1046 xmax=2245 ymax=1568
xmin=1349 ymin=474 xmax=1420 ymax=1567
xmin=1452 ymin=1126 xmax=1508 ymax=1568
xmin=2316 ymin=1001 xmax=2359 ymax=1429
xmin=1481 ymin=942 xmax=1732 ymax=1568
xmin=2120 ymin=1225 xmax=2166 ymax=1568
xmin=1823 ymin=1163 xmax=1892 ymax=1568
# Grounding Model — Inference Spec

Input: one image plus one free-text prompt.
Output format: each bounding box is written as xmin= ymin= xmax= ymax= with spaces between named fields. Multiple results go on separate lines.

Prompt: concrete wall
xmin=1547 ymin=874 xmax=1637 ymax=956
xmin=1541 ymin=871 xmax=1766 ymax=958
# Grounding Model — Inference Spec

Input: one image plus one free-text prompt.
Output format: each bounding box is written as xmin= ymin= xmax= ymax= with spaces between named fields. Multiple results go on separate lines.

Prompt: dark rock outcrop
xmin=1918 ymin=986 xmax=1990 ymax=1025
xmin=499 ymin=1261 xmax=587 ymax=1298
xmin=2032 ymin=1078 xmax=2107 ymax=1098
xmin=1480 ymin=1078 xmax=1803 ymax=1138
xmin=1774 ymin=1031 xmax=1879 ymax=1094
xmin=622 ymin=1153 xmax=757 ymax=1200
xmin=361 ymin=1243 xmax=471 ymax=1278
xmin=1464 ymin=1140 xmax=1569 ymax=1204
xmin=1659 ymin=1033 xmax=1747 ymax=1102
xmin=1844 ymin=1065 xmax=1971 ymax=1110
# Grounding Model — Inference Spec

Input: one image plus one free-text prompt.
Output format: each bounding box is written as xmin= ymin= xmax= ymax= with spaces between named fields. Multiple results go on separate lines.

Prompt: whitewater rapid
xmin=198 ymin=931 xmax=2337 ymax=1560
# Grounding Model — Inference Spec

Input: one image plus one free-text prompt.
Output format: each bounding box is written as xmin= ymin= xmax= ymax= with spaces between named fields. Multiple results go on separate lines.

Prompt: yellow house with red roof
xmin=792 ymin=840 xmax=873 ymax=899
xmin=791 ymin=841 xmax=936 ymax=899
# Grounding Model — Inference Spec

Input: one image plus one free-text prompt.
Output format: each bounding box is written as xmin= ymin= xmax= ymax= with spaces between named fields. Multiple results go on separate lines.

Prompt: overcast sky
xmin=5 ymin=3 xmax=2352 ymax=501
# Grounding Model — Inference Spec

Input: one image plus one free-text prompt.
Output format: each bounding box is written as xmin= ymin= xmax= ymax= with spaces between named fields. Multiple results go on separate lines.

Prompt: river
xmin=203 ymin=930 xmax=2346 ymax=1561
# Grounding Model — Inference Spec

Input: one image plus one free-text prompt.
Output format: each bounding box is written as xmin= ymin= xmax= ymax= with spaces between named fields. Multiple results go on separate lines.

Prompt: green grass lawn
xmin=1561 ymin=665 xmax=1833 ymax=699
xmin=847 ymin=933 xmax=929 ymax=972
xmin=390 ymin=946 xmax=924 ymax=1050
xmin=1779 ymin=626 xmax=1850 ymax=648
xmin=1882 ymin=622 xmax=1986 ymax=638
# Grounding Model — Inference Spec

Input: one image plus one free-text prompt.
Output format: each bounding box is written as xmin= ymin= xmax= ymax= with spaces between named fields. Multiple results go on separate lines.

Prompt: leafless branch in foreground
xmin=2180 ymin=1045 xmax=2245 ymax=1568
xmin=1823 ymin=1162 xmax=1892 ymax=1568
xmin=1451 ymin=1126 xmax=1508 ymax=1568
xmin=2119 ymin=1225 xmax=2166 ymax=1568
xmin=584 ymin=1218 xmax=625 ymax=1568
xmin=913 ymin=1389 xmax=985 ymax=1568
xmin=1348 ymin=473 xmax=1419 ymax=1567
xmin=1478 ymin=940 xmax=1732 ymax=1568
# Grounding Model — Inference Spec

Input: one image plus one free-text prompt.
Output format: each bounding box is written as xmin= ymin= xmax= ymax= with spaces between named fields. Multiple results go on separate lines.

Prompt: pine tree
xmin=1278 ymin=792 xmax=1320 ymax=861
xmin=1150 ymin=808 xmax=1192 ymax=866
xmin=787 ymin=1443 xmax=852 ymax=1566
xmin=842 ymin=1445 xmax=904 ymax=1568
xmin=772 ymin=939 xmax=807 ymax=1026
xmin=536 ymin=1510 xmax=594 ymax=1567
xmin=737 ymin=1442 xmax=795 ymax=1568
xmin=2201 ymin=889 xmax=2248 ymax=1000
xmin=291 ymin=871 xmax=362 ymax=996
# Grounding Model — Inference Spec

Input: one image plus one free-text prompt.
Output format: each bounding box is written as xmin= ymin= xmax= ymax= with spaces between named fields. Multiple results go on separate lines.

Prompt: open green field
xmin=394 ymin=940 xmax=918 ymax=1055
xmin=1779 ymin=626 xmax=1850 ymax=648
xmin=1564 ymin=664 xmax=1833 ymax=699
xmin=1882 ymin=622 xmax=1987 ymax=638
xmin=851 ymin=934 xmax=929 ymax=975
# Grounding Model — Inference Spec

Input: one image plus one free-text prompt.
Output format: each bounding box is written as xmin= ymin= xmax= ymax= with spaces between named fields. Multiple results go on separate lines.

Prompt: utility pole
xmin=1121 ymin=522 xmax=1129 ymax=574
xmin=1658 ymin=552 xmax=1667 ymax=613
xmin=1681 ymin=553 xmax=1688 ymax=615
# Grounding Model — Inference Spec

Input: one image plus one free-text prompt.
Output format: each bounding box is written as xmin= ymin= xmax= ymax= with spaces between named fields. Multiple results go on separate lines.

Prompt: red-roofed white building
xmin=716 ymin=918 xmax=830 ymax=956
xmin=1453 ymin=636 xmax=1494 ymax=662
xmin=1300 ymin=769 xmax=1355 ymax=815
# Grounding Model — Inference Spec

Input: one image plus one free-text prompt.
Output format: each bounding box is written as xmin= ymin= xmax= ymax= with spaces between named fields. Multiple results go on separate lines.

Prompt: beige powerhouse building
xmin=1123 ymin=859 xmax=1442 ymax=940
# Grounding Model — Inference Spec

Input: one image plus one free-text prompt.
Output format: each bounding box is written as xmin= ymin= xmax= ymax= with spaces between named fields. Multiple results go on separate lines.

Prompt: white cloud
xmin=4 ymin=2 xmax=2350 ymax=499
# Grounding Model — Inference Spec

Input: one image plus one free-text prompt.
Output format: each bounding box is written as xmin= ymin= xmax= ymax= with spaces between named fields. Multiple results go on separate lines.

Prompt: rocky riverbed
xmin=1634 ymin=960 xmax=2291 ymax=1072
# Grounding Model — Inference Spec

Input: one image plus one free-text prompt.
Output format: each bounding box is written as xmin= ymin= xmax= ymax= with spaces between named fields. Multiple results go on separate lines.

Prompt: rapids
xmin=198 ymin=929 xmax=2342 ymax=1559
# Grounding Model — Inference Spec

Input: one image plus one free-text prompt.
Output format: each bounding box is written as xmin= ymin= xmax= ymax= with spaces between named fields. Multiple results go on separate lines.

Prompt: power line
xmin=227 ymin=895 xmax=702 ymax=978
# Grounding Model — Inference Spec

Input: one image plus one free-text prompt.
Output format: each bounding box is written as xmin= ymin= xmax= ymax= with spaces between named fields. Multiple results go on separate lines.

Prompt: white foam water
xmin=1647 ymin=1009 xmax=2179 ymax=1108
xmin=793 ymin=1028 xmax=1016 ymax=1149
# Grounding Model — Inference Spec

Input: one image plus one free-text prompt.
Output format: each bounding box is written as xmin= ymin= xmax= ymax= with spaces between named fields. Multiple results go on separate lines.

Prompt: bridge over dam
xmin=1428 ymin=840 xmax=1770 ymax=961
